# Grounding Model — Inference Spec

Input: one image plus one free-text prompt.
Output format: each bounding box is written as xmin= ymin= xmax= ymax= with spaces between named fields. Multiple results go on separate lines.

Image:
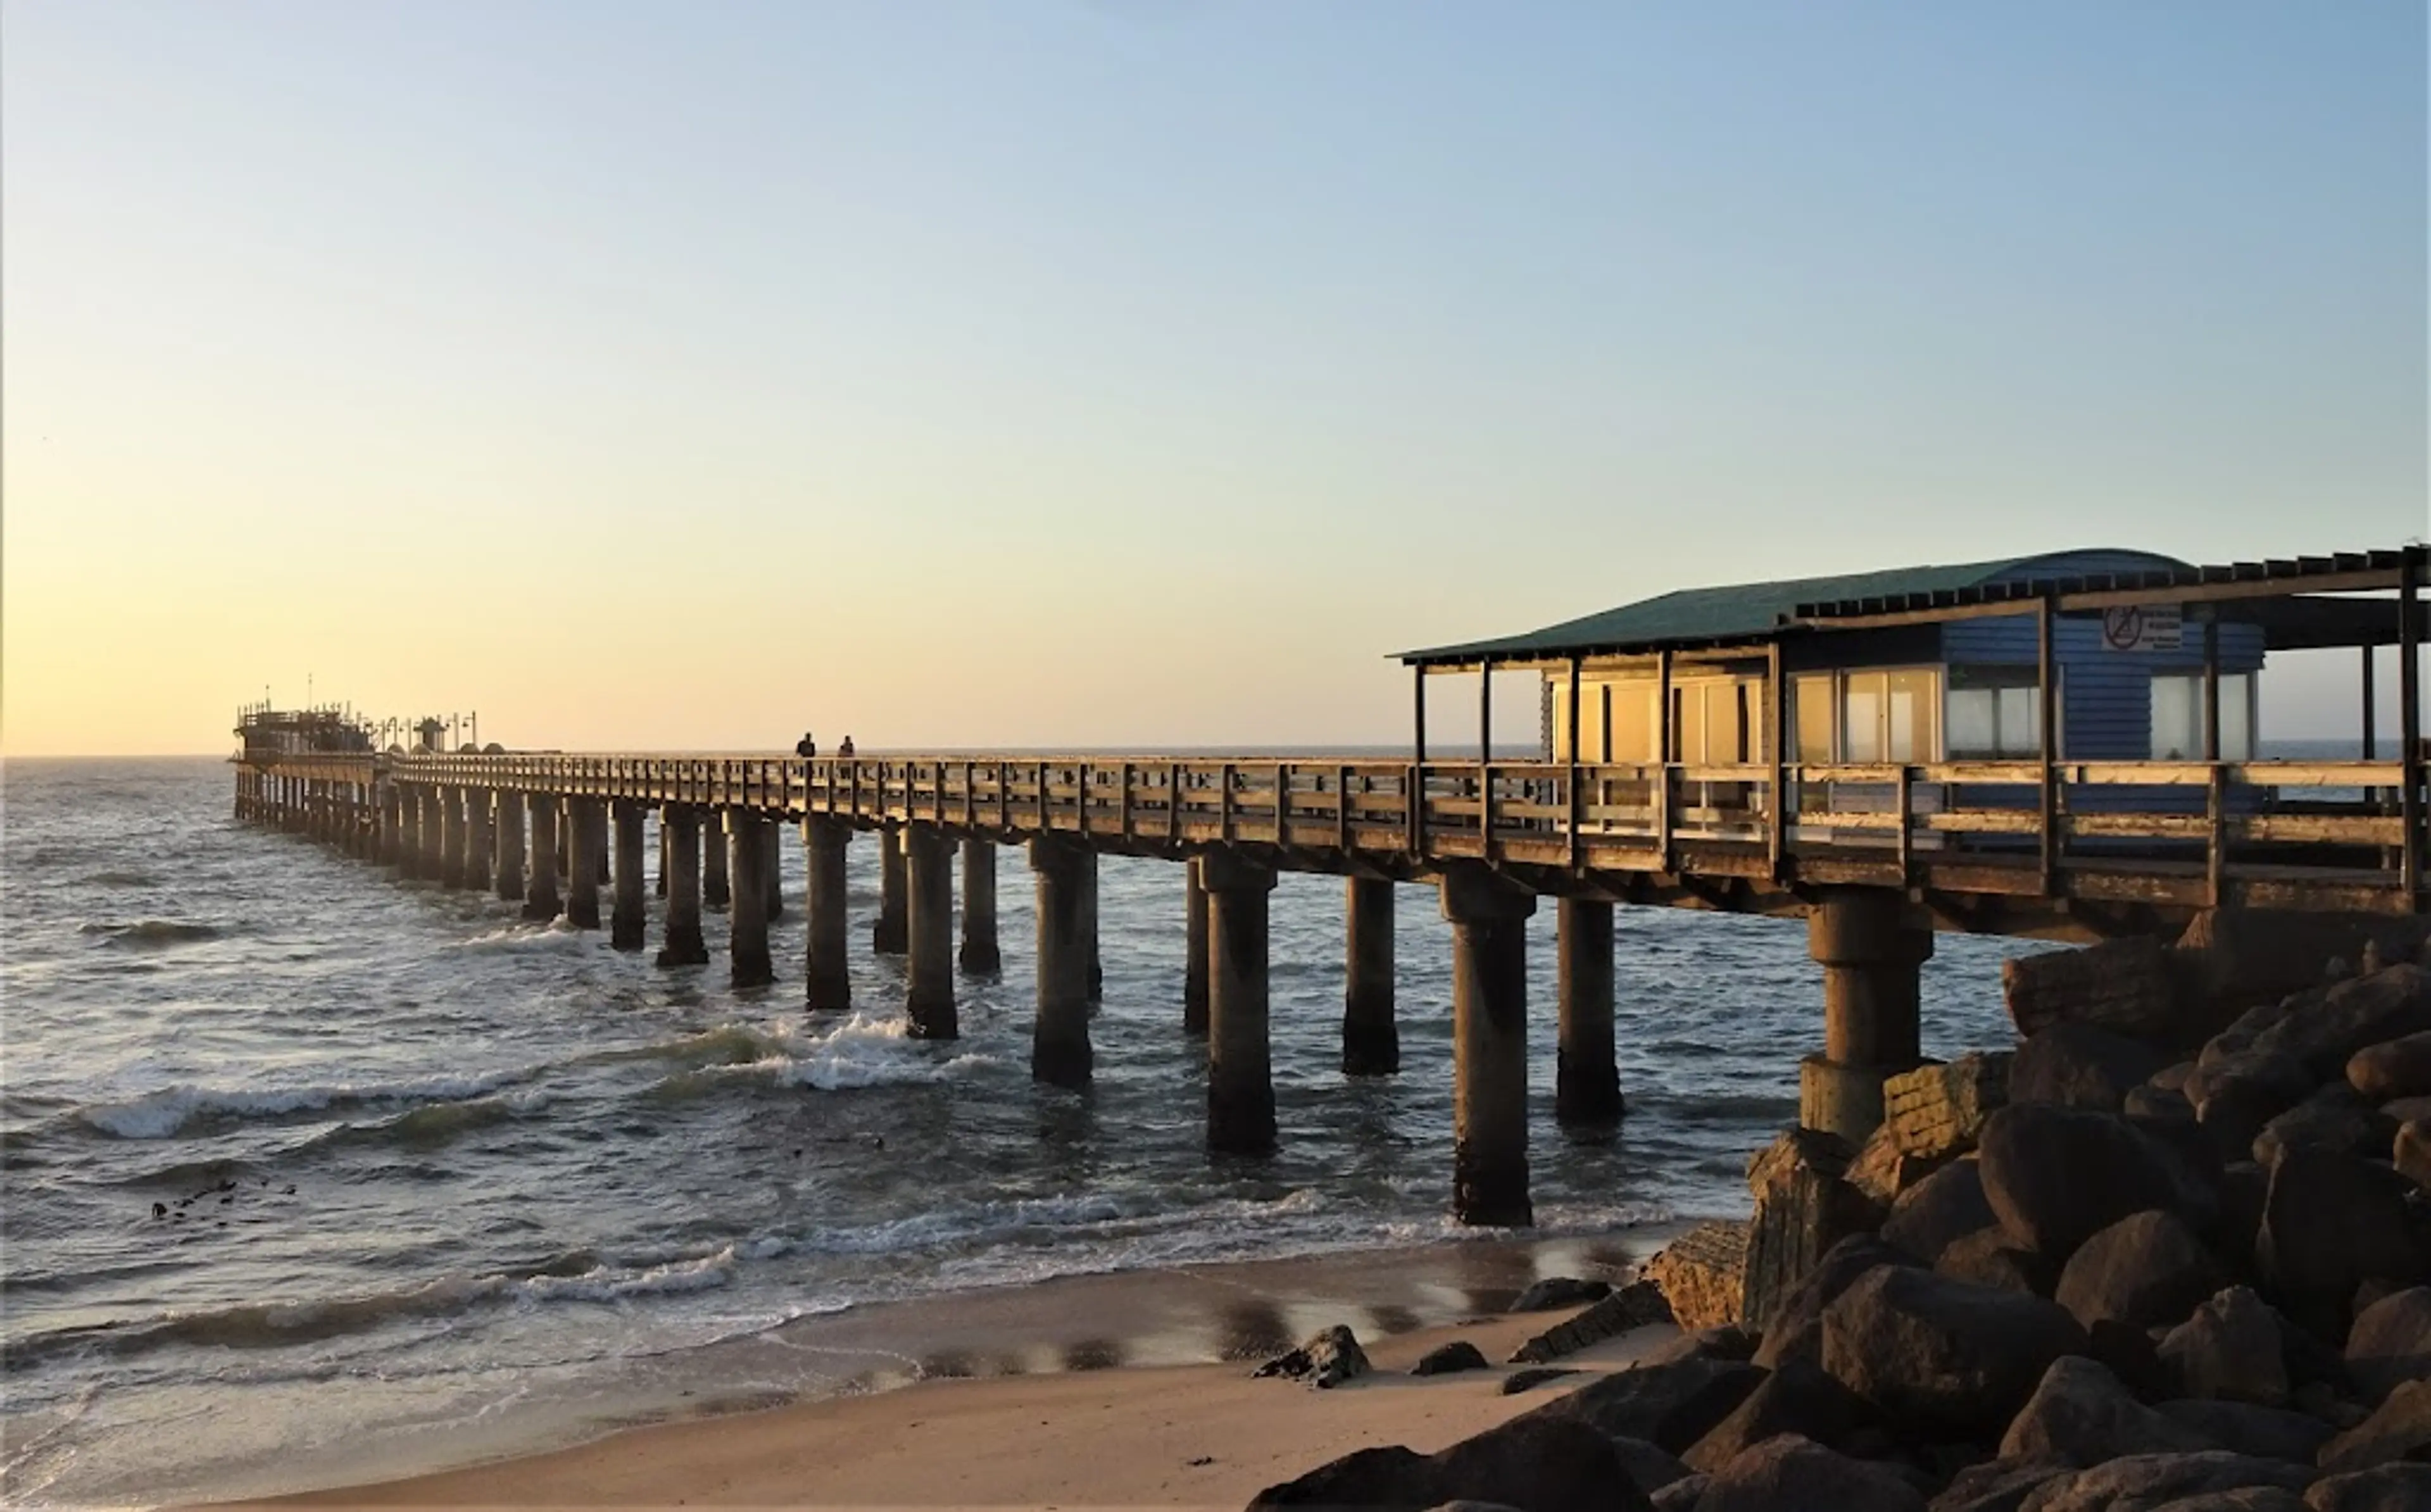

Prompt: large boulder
xmin=1753 ymin=1237 xmax=1917 ymax=1371
xmin=2011 ymin=1023 xmax=2174 ymax=1113
xmin=2348 ymin=1032 xmax=2431 ymax=1104
xmin=2252 ymin=1085 xmax=2396 ymax=1167
xmin=2175 ymin=909 xmax=2431 ymax=1022
xmin=1887 ymin=1054 xmax=2013 ymax=1162
xmin=1507 ymin=1279 xmax=1673 ymax=1364
xmin=1250 ymin=1411 xmax=1654 ymax=1511
xmin=1647 ymin=1220 xmax=1750 ymax=1332
xmin=1253 ymin=1325 xmax=1371 ymax=1389
xmin=2011 ymin=1451 xmax=2318 ymax=1511
xmin=1938 ymin=1227 xmax=2052 ymax=1296
xmin=1928 ymin=1458 xmax=2075 ymax=1512
xmin=1977 ymin=1103 xmax=2213 ymax=1263
xmin=2318 ymin=1378 xmax=2431 ymax=1474
xmin=1821 ymin=1264 xmax=2090 ymax=1435
xmin=1509 ymin=1276 xmax=1610 ymax=1313
xmin=2344 ymin=1287 xmax=2431 ymax=1406
xmin=2053 ymin=1209 xmax=2226 ymax=1334
xmin=1608 ymin=1436 xmax=1695 ymax=1498
xmin=1885 ymin=1160 xmax=2001 ymax=1265
xmin=2395 ymin=1119 xmax=2431 ymax=1192
xmin=1998 ymin=1356 xmax=2214 ymax=1465
xmin=2304 ymin=1463 xmax=2431 ymax=1511
xmin=1681 ymin=1358 xmax=1874 ymax=1474
xmin=2004 ymin=937 xmax=2181 ymax=1042
xmin=1693 ymin=1434 xmax=1926 ymax=1512
xmin=1533 ymin=1354 xmax=1766 ymax=1455
xmin=2158 ymin=1286 xmax=2291 ymax=1407
xmin=1850 ymin=1123 xmax=1948 ymax=1206
xmin=2155 ymin=1399 xmax=2335 ymax=1465
xmin=2189 ymin=1051 xmax=2318 ymax=1166
xmin=1744 ymin=1130 xmax=1888 ymax=1333
xmin=2249 ymin=965 xmax=2431 ymax=1084
xmin=2255 ymin=1149 xmax=2431 ymax=1341
xmin=1412 ymin=1340 xmax=1490 ymax=1376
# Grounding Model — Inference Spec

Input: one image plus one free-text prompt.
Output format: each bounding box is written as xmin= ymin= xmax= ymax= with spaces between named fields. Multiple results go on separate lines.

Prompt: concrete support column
xmin=464 ymin=790 xmax=493 ymax=893
xmin=553 ymin=801 xmax=571 ymax=887
xmin=1802 ymin=887 xmax=1932 ymax=1144
xmin=1343 ymin=877 xmax=1399 ymax=1075
xmin=1442 ymin=865 xmax=1536 ymax=1227
xmin=494 ymin=790 xmax=525 ymax=902
xmin=727 ymin=811 xmax=774 ymax=987
xmin=1028 ymin=837 xmax=1095 ymax=1087
xmin=804 ymin=817 xmax=851 ymax=1009
xmin=657 ymin=807 xmax=710 ymax=966
xmin=417 ymin=787 xmax=444 ymax=881
xmin=394 ymin=788 xmax=418 ymax=877
xmin=523 ymin=794 xmax=561 ymax=921
xmin=958 ymin=839 xmax=1000 ymax=973
xmin=1202 ymin=849 xmax=1278 ymax=1156
xmin=1183 ymin=859 xmax=1210 ymax=1035
xmin=1556 ymin=897 xmax=1624 ymax=1125
xmin=1083 ymin=851 xmax=1103 ymax=1001
xmin=904 ymin=825 xmax=958 ymax=1039
xmin=439 ymin=787 xmax=468 ymax=888
xmin=565 ymin=798 xmax=604 ymax=929
xmin=702 ymin=811 xmax=730 ymax=910
xmin=763 ymin=832 xmax=784 ymax=923
xmin=656 ymin=821 xmax=670 ymax=899
xmin=873 ymin=827 xmax=908 ymax=953
xmin=611 ymin=801 xmax=647 ymax=951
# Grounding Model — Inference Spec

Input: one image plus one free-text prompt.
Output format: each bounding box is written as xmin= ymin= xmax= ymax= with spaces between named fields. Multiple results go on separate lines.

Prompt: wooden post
xmin=2363 ymin=644 xmax=2378 ymax=760
xmin=1478 ymin=660 xmax=1493 ymax=761
xmin=2400 ymin=548 xmax=2423 ymax=906
xmin=2203 ymin=615 xmax=2225 ymax=906
xmin=1566 ymin=657 xmax=1583 ymax=870
xmin=1413 ymin=665 xmax=1428 ymax=764
xmin=1768 ymin=642 xmax=1787 ymax=878
xmin=1655 ymin=649 xmax=1673 ymax=873
xmin=2037 ymin=597 xmax=2057 ymax=894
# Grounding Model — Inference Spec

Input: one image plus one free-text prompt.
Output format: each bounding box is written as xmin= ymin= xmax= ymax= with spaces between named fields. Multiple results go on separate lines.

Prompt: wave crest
xmin=79 ymin=1072 xmax=528 ymax=1140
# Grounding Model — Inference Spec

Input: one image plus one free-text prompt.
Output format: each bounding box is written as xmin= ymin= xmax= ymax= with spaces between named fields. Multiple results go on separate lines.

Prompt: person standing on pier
xmin=796 ymin=732 xmax=817 ymax=758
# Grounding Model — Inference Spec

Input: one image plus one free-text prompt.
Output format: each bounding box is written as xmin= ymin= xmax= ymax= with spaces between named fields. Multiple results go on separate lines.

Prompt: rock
xmin=2011 ymin=1023 xmax=2175 ymax=1113
xmin=1508 ymin=1278 xmax=1673 ymax=1363
xmin=1886 ymin=1160 xmax=2002 ymax=1265
xmin=2394 ymin=1119 xmax=2431 ymax=1192
xmin=2256 ymin=1149 xmax=2431 ymax=1342
xmin=1608 ymin=1435 xmax=1695 ymax=1496
xmin=1422 ymin=1503 xmax=1527 ymax=1512
xmin=2013 ymin=1450 xmax=2318 ymax=1511
xmin=1852 ymin=1122 xmax=1947 ymax=1206
xmin=2159 ymin=1287 xmax=2292 ymax=1406
xmin=1928 ymin=1458 xmax=2075 ymax=1512
xmin=2254 ymin=1085 xmax=2396 ymax=1167
xmin=1499 ymin=1366 xmax=1578 ymax=1395
xmin=1754 ymin=1237 xmax=1918 ymax=1371
xmin=2218 ymin=1161 xmax=2271 ymax=1263
xmin=1681 ymin=1358 xmax=1874 ymax=1474
xmin=2087 ymin=1317 xmax=2177 ymax=1403
xmin=1693 ymin=1434 xmax=1926 ymax=1512
xmin=1251 ymin=1411 xmax=1654 ymax=1511
xmin=2249 ymin=965 xmax=2431 ymax=1084
xmin=1412 ymin=1340 xmax=1490 ymax=1376
xmin=1250 ymin=1445 xmax=1435 ymax=1508
xmin=1745 ymin=1130 xmax=1888 ymax=1332
xmin=1252 ymin=1325 xmax=1372 ymax=1389
xmin=2349 ymin=1032 xmax=2431 ymax=1104
xmin=1641 ymin=1326 xmax=1759 ymax=1368
xmin=2318 ymin=1378 xmax=2431 ymax=1473
xmin=2054 ymin=1209 xmax=2227 ymax=1333
xmin=2344 ymin=1287 xmax=2431 ymax=1406
xmin=1647 ymin=1220 xmax=1751 ymax=1332
xmin=1649 ymin=1475 xmax=1707 ymax=1511
xmin=2155 ymin=1399 xmax=2334 ymax=1464
xmin=2380 ymin=1096 xmax=2431 ymax=1125
xmin=1821 ymin=1263 xmax=2090 ymax=1435
xmin=2154 ymin=1062 xmax=2198 ymax=1094
xmin=2296 ymin=1380 xmax=2373 ymax=1432
xmin=1888 ymin=1053 xmax=2014 ymax=1162
xmin=2190 ymin=1051 xmax=2318 ymax=1167
xmin=1510 ymin=1276 xmax=1611 ymax=1313
xmin=1999 ymin=1356 xmax=2216 ymax=1465
xmin=2139 ymin=1491 xmax=2309 ymax=1511
xmin=1938 ymin=1227 xmax=2051 ymax=1296
xmin=2005 ymin=937 xmax=2182 ymax=1042
xmin=1978 ymin=1103 xmax=2213 ymax=1263
xmin=2204 ymin=1002 xmax=2297 ymax=1073
xmin=2175 ymin=909 xmax=2431 ymax=1023
xmin=2128 ymin=1083 xmax=2198 ymax=1123
xmin=2304 ymin=1463 xmax=2431 ymax=1511
xmin=1533 ymin=1354 xmax=1766 ymax=1454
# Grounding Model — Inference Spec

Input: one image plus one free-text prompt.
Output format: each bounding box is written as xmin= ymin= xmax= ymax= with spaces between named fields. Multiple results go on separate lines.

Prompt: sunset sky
xmin=4 ymin=3 xmax=2423 ymax=756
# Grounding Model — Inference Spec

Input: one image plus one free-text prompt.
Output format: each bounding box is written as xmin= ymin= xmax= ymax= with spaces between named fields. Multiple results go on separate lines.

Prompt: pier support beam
xmin=464 ymin=790 xmax=493 ymax=894
xmin=1203 ymin=849 xmax=1278 ymax=1156
xmin=1443 ymin=865 xmax=1535 ymax=1227
xmin=727 ymin=811 xmax=774 ymax=987
xmin=611 ymin=801 xmax=647 ymax=951
xmin=656 ymin=822 xmax=670 ymax=899
xmin=804 ymin=817 xmax=851 ymax=1009
xmin=1343 ymin=877 xmax=1398 ymax=1076
xmin=1183 ymin=859 xmax=1210 ymax=1035
xmin=440 ymin=787 xmax=468 ymax=888
xmin=657 ymin=807 xmax=710 ymax=966
xmin=904 ymin=825 xmax=958 ymax=1039
xmin=1556 ymin=898 xmax=1624 ymax=1125
xmin=494 ymin=790 xmax=525 ymax=902
xmin=565 ymin=799 xmax=604 ymax=930
xmin=763 ymin=834 xmax=784 ymax=923
xmin=523 ymin=795 xmax=561 ymax=920
xmin=416 ymin=787 xmax=444 ymax=881
xmin=1802 ymin=887 xmax=1931 ymax=1144
xmin=1029 ymin=837 xmax=1095 ymax=1087
xmin=1083 ymin=853 xmax=1103 ymax=1001
xmin=958 ymin=839 xmax=1000 ymax=974
xmin=378 ymin=789 xmax=401 ymax=867
xmin=873 ymin=827 xmax=908 ymax=953
xmin=703 ymin=811 xmax=730 ymax=910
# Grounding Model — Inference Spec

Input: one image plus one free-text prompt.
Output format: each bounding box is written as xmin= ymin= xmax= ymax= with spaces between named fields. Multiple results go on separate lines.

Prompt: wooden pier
xmin=232 ymin=546 xmax=2429 ymax=1225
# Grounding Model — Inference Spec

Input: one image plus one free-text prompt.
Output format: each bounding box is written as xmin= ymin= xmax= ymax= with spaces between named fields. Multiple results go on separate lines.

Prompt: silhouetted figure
xmin=838 ymin=736 xmax=856 ymax=758
xmin=796 ymin=732 xmax=817 ymax=758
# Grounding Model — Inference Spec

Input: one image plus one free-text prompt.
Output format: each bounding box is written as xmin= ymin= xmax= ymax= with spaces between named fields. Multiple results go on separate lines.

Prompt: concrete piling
xmin=873 ymin=827 xmax=907 ymax=954
xmin=439 ymin=787 xmax=467 ymax=889
xmin=565 ymin=798 xmax=603 ymax=929
xmin=1555 ymin=897 xmax=1623 ymax=1125
xmin=523 ymin=795 xmax=561 ymax=921
xmin=493 ymin=790 xmax=525 ymax=902
xmin=464 ymin=790 xmax=493 ymax=893
xmin=763 ymin=833 xmax=784 ymax=923
xmin=804 ymin=817 xmax=851 ymax=1009
xmin=1082 ymin=852 xmax=1103 ymax=1001
xmin=904 ymin=825 xmax=958 ymax=1039
xmin=610 ymin=801 xmax=647 ymax=951
xmin=656 ymin=821 xmax=670 ymax=899
xmin=415 ymin=787 xmax=443 ymax=882
xmin=657 ymin=806 xmax=710 ymax=966
xmin=727 ymin=811 xmax=774 ymax=987
xmin=1183 ymin=859 xmax=1209 ymax=1035
xmin=1342 ymin=877 xmax=1398 ymax=1076
xmin=1029 ymin=837 xmax=1094 ymax=1088
xmin=702 ymin=811 xmax=730 ymax=910
xmin=958 ymin=839 xmax=999 ymax=974
xmin=1202 ymin=849 xmax=1278 ymax=1156
xmin=1802 ymin=887 xmax=1931 ymax=1144
xmin=1442 ymin=865 xmax=1535 ymax=1227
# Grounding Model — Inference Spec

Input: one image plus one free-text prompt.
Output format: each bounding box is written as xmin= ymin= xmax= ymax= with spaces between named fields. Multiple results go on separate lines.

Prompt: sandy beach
xmin=196 ymin=1232 xmax=1687 ymax=1510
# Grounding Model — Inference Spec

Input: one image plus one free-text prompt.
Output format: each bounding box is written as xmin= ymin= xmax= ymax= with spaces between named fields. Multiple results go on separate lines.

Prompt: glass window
xmin=1609 ymin=682 xmax=1654 ymax=763
xmin=1997 ymin=687 xmax=2041 ymax=756
xmin=1843 ymin=673 xmax=1885 ymax=763
xmin=2221 ymin=673 xmax=2254 ymax=761
xmin=1887 ymin=670 xmax=1938 ymax=762
xmin=2151 ymin=675 xmax=2199 ymax=760
xmin=1949 ymin=688 xmax=1997 ymax=756
xmin=1795 ymin=675 xmax=1835 ymax=763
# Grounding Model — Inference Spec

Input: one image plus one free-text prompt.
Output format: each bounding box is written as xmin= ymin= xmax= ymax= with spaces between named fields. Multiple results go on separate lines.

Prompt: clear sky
xmin=4 ymin=2 xmax=2423 ymax=756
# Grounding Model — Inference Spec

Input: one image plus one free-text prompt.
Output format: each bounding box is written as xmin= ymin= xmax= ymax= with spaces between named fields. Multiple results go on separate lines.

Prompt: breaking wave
xmin=641 ymin=1013 xmax=1000 ymax=1101
xmin=77 ymin=920 xmax=224 ymax=948
xmin=79 ymin=1072 xmax=532 ymax=1141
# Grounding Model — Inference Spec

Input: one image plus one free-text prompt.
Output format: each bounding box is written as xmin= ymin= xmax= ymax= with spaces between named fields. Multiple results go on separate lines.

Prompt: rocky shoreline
xmin=1251 ymin=909 xmax=2431 ymax=1511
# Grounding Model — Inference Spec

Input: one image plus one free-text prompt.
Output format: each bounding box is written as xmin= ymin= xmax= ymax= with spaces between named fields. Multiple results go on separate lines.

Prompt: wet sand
xmin=197 ymin=1228 xmax=1690 ymax=1509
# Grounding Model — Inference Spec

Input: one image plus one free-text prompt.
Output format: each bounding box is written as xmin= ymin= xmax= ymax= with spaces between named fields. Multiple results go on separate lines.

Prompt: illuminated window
xmin=1947 ymin=668 xmax=2044 ymax=758
xmin=2151 ymin=673 xmax=2254 ymax=760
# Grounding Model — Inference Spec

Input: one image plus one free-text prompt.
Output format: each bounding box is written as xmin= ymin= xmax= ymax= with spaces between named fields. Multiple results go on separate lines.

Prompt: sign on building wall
xmin=2099 ymin=603 xmax=2183 ymax=652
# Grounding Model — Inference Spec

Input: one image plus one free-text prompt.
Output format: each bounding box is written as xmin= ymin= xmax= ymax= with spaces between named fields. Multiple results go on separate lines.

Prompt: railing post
xmin=1895 ymin=765 xmax=1913 ymax=885
xmin=1338 ymin=764 xmax=1354 ymax=854
xmin=2399 ymin=546 xmax=2423 ymax=906
xmin=1767 ymin=641 xmax=1787 ymax=880
xmin=2037 ymin=594 xmax=2059 ymax=895
xmin=1274 ymin=761 xmax=1290 ymax=846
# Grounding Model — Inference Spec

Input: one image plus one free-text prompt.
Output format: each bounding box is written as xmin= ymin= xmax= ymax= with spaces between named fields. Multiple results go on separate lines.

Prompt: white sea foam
xmin=79 ymin=1071 xmax=531 ymax=1140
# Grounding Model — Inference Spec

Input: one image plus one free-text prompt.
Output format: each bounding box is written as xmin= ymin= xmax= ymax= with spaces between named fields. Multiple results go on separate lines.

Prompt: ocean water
xmin=0 ymin=756 xmax=2039 ymax=1504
